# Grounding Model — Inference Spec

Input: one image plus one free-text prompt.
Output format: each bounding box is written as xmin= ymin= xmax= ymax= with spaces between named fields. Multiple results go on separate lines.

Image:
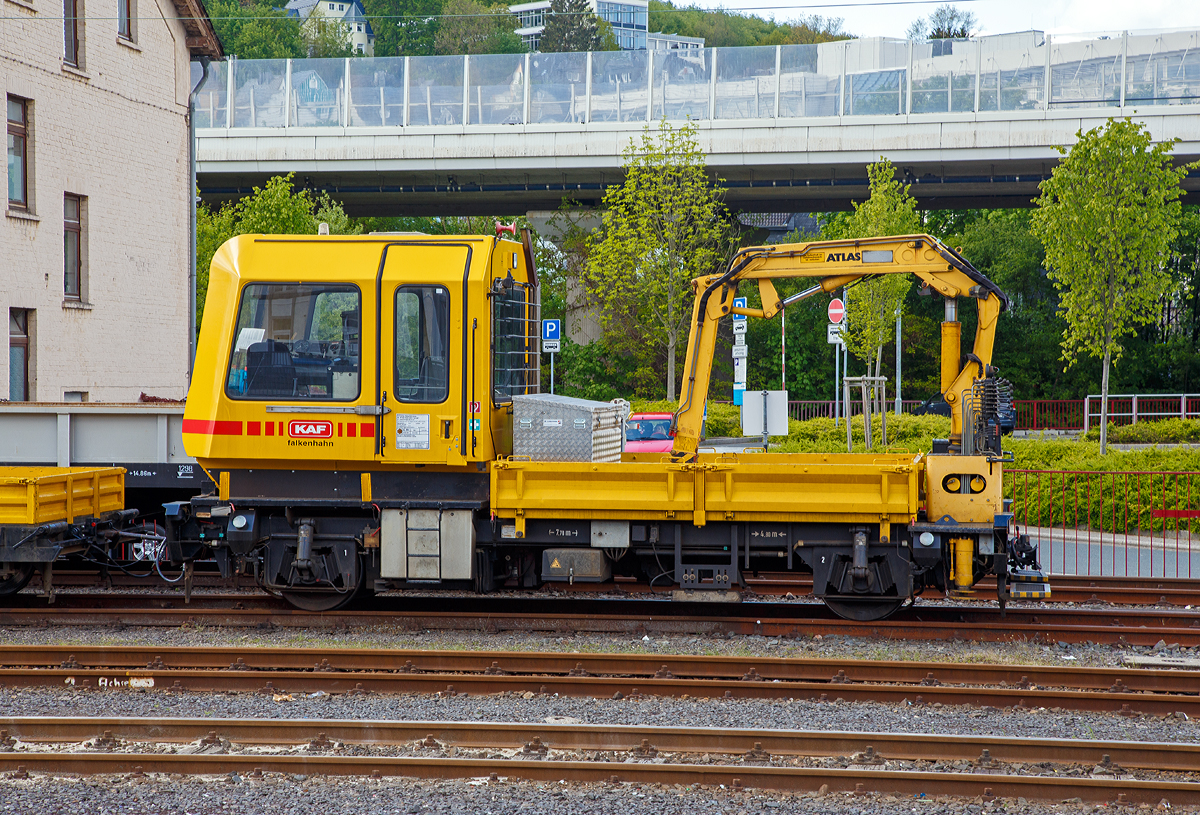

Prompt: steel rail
xmin=3 ymin=603 xmax=1200 ymax=645
xmin=1 ymin=717 xmax=1197 ymax=772
xmin=0 ymin=751 xmax=1194 ymax=805
xmin=6 ymin=667 xmax=1199 ymax=715
xmin=23 ymin=572 xmax=1200 ymax=606
xmin=1 ymin=645 xmax=1194 ymax=695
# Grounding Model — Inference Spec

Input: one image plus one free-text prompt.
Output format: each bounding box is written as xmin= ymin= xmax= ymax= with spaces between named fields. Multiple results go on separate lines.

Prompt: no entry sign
xmin=827 ymin=298 xmax=845 ymax=324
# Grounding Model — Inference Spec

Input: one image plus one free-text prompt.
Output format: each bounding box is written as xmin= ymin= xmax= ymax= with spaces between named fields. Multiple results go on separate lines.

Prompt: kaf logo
xmin=289 ymin=420 xmax=333 ymax=439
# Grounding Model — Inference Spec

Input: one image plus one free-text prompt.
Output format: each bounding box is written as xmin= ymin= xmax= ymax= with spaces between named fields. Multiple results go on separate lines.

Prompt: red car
xmin=625 ymin=412 xmax=675 ymax=453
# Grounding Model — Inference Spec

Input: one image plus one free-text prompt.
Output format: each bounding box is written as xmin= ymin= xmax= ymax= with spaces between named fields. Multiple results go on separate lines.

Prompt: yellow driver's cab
xmin=172 ymin=232 xmax=538 ymax=609
xmin=185 ymin=233 xmax=537 ymax=472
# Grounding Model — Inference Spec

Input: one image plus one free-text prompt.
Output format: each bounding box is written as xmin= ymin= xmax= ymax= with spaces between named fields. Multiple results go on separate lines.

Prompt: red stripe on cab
xmin=247 ymin=422 xmax=261 ymax=436
xmin=361 ymin=423 xmax=375 ymax=437
xmin=182 ymin=419 xmax=243 ymax=436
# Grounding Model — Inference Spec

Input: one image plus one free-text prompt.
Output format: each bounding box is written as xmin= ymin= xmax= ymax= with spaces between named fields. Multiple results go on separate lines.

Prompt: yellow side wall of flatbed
xmin=0 ymin=467 xmax=125 ymax=526
xmin=490 ymin=452 xmax=922 ymax=535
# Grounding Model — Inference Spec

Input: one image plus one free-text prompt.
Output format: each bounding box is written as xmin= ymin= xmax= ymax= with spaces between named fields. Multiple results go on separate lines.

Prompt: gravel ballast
xmin=2 ymin=620 xmax=1198 ymax=813
xmin=4 ymin=772 xmax=1182 ymax=815
xmin=1 ymin=685 xmax=1194 ymax=744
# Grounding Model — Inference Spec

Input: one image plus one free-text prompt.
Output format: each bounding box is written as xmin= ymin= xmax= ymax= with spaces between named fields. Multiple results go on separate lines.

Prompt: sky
xmin=682 ymin=0 xmax=1200 ymax=39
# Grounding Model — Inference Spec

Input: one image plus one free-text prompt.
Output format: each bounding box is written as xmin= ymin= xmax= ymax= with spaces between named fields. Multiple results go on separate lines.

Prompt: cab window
xmin=394 ymin=285 xmax=450 ymax=403
xmin=226 ymin=283 xmax=360 ymax=401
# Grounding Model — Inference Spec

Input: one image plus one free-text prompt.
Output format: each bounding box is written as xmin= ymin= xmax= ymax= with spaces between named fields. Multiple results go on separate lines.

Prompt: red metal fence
xmin=1005 ymin=470 xmax=1200 ymax=578
xmin=1084 ymin=395 xmax=1200 ymax=431
xmin=1014 ymin=400 xmax=1086 ymax=431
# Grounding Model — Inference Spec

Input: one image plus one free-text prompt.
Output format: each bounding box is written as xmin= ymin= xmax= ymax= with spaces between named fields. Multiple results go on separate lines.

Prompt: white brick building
xmin=2 ymin=0 xmax=220 ymax=402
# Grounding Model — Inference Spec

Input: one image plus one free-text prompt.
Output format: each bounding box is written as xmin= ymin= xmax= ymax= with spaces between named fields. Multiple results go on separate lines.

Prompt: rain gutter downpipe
xmin=188 ymin=56 xmax=212 ymax=384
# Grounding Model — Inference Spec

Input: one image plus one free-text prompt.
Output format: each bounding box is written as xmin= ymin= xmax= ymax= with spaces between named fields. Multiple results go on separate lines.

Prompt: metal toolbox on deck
xmin=511 ymin=394 xmax=627 ymax=463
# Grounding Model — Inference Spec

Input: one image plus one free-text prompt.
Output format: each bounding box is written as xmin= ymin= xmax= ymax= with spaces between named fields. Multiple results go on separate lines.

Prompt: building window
xmin=7 ymin=97 xmax=27 ymax=209
xmin=9 ymin=310 xmax=30 ymax=402
xmin=328 ymin=3 xmax=334 ymax=8
xmin=64 ymin=0 xmax=80 ymax=65
xmin=64 ymin=194 xmax=83 ymax=300
xmin=337 ymin=3 xmax=343 ymax=9
xmin=515 ymin=8 xmax=545 ymax=28
xmin=356 ymin=43 xmax=364 ymax=53
xmin=118 ymin=0 xmax=134 ymax=40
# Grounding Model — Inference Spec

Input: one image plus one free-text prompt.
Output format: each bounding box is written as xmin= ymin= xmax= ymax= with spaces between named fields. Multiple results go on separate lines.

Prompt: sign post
xmin=827 ymin=298 xmax=845 ymax=425
xmin=731 ymin=297 xmax=747 ymax=405
xmin=542 ymin=319 xmax=561 ymax=395
xmin=894 ymin=306 xmax=903 ymax=416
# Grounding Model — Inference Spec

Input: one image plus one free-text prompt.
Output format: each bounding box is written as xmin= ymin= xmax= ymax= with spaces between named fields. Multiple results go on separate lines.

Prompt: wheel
xmin=280 ymin=586 xmax=360 ymax=612
xmin=822 ymin=596 xmax=906 ymax=622
xmin=278 ymin=556 xmax=364 ymax=612
xmin=0 ymin=562 xmax=36 ymax=597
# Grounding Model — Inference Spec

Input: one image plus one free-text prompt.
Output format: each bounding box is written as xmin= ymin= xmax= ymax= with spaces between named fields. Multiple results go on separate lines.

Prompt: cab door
xmin=375 ymin=242 xmax=473 ymax=467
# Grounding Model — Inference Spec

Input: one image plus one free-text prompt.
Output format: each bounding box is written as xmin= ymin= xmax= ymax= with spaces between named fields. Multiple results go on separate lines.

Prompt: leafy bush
xmin=1081 ymin=419 xmax=1200 ymax=444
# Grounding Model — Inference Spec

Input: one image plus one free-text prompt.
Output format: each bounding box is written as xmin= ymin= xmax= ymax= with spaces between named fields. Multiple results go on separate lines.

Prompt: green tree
xmin=539 ymin=0 xmax=604 ymax=52
xmin=196 ymin=175 xmax=360 ymax=330
xmin=595 ymin=19 xmax=620 ymax=51
xmin=648 ymin=0 xmax=847 ymax=48
xmin=434 ymin=0 xmax=523 ymax=54
xmin=823 ymin=158 xmax=920 ymax=381
xmin=362 ymin=0 xmax=443 ymax=56
xmin=1031 ymin=118 xmax=1196 ymax=453
xmin=906 ymin=3 xmax=976 ymax=40
xmin=206 ymin=0 xmax=305 ymax=59
xmin=584 ymin=120 xmax=737 ymax=400
xmin=302 ymin=14 xmax=355 ymax=58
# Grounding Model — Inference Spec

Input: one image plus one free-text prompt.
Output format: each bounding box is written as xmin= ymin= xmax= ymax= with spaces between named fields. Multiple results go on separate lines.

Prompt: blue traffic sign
xmin=542 ymin=319 xmax=561 ymax=341
xmin=732 ymin=297 xmax=747 ymax=321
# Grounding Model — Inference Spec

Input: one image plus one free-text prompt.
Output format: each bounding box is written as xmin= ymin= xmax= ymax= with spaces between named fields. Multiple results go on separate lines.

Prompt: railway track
xmin=29 ymin=570 xmax=1200 ymax=606
xmin=2 ymin=646 xmax=1199 ymax=716
xmin=5 ymin=593 xmax=1200 ymax=645
xmin=0 ymin=717 xmax=1196 ymax=805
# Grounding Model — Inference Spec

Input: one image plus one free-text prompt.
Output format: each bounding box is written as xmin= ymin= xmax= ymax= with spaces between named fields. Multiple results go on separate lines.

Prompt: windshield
xmin=626 ymin=418 xmax=672 ymax=442
xmin=226 ymin=283 xmax=360 ymax=401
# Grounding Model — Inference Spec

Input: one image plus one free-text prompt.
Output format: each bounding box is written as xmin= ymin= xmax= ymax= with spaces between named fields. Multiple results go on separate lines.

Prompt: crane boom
xmin=672 ymin=234 xmax=1009 ymax=459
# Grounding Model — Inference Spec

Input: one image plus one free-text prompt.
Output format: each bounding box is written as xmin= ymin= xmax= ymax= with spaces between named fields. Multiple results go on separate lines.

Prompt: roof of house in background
xmin=173 ymin=0 xmax=222 ymax=58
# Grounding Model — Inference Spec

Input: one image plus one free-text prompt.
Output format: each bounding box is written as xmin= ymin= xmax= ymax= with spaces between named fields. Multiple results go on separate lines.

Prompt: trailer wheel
xmin=822 ymin=596 xmax=905 ymax=622
xmin=0 ymin=562 xmax=35 ymax=597
xmin=280 ymin=585 xmax=360 ymax=612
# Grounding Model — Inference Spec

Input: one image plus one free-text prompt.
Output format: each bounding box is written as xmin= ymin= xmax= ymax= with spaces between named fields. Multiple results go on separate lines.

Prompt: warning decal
xmin=395 ymin=413 xmax=430 ymax=450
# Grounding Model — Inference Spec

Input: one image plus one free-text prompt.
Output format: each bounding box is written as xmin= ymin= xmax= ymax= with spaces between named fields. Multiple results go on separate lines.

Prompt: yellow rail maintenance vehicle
xmin=167 ymin=229 xmax=1048 ymax=619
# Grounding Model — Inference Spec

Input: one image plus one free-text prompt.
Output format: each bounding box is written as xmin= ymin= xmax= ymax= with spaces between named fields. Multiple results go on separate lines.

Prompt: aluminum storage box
xmin=511 ymin=394 xmax=627 ymax=463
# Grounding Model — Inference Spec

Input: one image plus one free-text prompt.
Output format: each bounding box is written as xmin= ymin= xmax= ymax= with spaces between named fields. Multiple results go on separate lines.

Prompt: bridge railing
xmin=193 ymin=28 xmax=1200 ymax=130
